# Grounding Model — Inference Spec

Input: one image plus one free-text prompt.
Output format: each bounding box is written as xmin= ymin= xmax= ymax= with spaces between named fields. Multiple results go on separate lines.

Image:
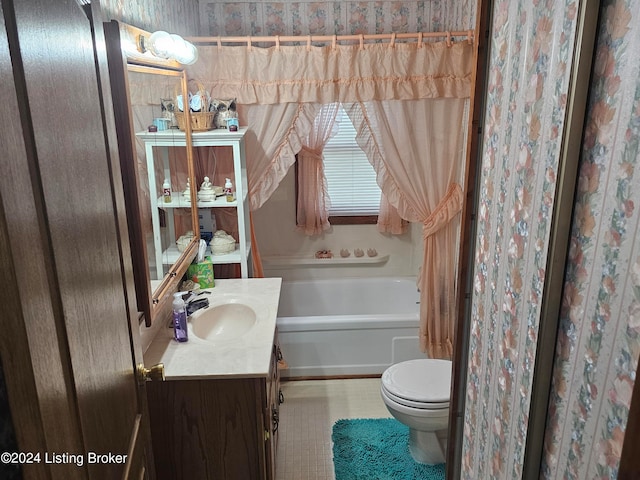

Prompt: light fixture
xmin=138 ymin=30 xmax=198 ymax=65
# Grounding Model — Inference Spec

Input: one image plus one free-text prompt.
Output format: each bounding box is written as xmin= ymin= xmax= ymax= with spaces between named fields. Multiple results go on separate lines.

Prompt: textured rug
xmin=332 ymin=418 xmax=446 ymax=480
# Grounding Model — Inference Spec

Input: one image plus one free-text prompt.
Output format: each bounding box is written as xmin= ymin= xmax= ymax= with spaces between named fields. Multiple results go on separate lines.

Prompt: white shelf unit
xmin=136 ymin=127 xmax=252 ymax=278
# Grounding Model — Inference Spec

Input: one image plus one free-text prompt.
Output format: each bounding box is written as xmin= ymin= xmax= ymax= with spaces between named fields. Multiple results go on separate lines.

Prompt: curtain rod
xmin=187 ymin=30 xmax=474 ymax=47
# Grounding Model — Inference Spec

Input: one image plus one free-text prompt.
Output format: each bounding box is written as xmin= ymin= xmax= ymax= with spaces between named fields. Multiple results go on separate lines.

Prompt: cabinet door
xmin=148 ymin=378 xmax=265 ymax=480
xmin=0 ymin=3 xmax=154 ymax=478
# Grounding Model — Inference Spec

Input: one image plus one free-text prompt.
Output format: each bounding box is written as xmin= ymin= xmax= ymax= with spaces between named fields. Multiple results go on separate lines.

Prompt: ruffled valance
xmin=187 ymin=41 xmax=473 ymax=104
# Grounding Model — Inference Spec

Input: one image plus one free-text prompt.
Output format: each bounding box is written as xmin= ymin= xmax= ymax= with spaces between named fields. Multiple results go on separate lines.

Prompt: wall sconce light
xmin=138 ymin=31 xmax=198 ymax=65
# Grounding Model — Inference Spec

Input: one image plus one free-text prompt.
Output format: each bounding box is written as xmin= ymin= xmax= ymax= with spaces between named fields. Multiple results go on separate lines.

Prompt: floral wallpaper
xmin=199 ymin=0 xmax=476 ymax=37
xmin=464 ymin=0 xmax=640 ymax=477
xmin=462 ymin=0 xmax=579 ymax=478
xmin=100 ymin=0 xmax=200 ymax=36
xmin=541 ymin=0 xmax=640 ymax=478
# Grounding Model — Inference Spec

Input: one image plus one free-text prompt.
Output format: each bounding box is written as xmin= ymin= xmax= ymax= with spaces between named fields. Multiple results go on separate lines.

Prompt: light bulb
xmin=146 ymin=31 xmax=198 ymax=64
xmin=171 ymin=35 xmax=198 ymax=65
xmin=179 ymin=42 xmax=199 ymax=65
xmin=149 ymin=30 xmax=173 ymax=59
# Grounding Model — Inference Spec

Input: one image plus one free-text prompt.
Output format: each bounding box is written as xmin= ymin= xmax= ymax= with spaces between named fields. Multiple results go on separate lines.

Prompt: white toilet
xmin=380 ymin=358 xmax=452 ymax=465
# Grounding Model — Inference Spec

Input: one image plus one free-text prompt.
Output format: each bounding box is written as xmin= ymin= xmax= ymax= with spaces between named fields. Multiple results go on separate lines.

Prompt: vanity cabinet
xmin=146 ymin=334 xmax=283 ymax=480
xmin=136 ymin=127 xmax=252 ymax=279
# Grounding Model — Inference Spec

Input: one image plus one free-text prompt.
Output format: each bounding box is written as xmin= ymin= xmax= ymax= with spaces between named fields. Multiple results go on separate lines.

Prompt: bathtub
xmin=276 ymin=276 xmax=425 ymax=378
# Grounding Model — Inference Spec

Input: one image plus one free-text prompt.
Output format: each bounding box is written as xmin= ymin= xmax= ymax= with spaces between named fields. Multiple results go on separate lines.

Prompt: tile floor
xmin=275 ymin=377 xmax=392 ymax=480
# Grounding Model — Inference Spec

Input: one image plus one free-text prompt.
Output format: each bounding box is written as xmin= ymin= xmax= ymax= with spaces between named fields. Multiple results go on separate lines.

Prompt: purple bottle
xmin=172 ymin=293 xmax=188 ymax=342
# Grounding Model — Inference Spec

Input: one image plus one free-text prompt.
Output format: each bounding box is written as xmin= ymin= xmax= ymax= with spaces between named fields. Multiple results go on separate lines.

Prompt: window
xmin=323 ymin=105 xmax=381 ymax=223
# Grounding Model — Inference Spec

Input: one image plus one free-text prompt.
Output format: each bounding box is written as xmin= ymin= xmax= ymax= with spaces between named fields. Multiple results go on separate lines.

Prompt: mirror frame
xmin=104 ymin=21 xmax=200 ymax=326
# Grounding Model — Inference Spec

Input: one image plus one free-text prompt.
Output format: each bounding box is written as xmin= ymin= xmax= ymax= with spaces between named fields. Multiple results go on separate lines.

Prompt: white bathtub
xmin=276 ymin=276 xmax=425 ymax=378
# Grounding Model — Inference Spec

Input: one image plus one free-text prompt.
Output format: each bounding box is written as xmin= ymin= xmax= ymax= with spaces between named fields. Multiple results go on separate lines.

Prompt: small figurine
xmin=198 ymin=176 xmax=215 ymax=202
xmin=340 ymin=249 xmax=351 ymax=258
xmin=367 ymin=248 xmax=378 ymax=257
xmin=354 ymin=248 xmax=364 ymax=257
xmin=315 ymin=249 xmax=333 ymax=259
xmin=183 ymin=178 xmax=191 ymax=203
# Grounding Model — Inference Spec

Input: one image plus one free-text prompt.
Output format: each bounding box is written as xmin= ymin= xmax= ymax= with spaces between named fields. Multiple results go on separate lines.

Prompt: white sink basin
xmin=190 ymin=302 xmax=257 ymax=343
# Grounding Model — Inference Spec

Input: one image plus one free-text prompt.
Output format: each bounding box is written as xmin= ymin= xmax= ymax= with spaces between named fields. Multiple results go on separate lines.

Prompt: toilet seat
xmin=381 ymin=384 xmax=449 ymax=409
xmin=381 ymin=359 xmax=452 ymax=410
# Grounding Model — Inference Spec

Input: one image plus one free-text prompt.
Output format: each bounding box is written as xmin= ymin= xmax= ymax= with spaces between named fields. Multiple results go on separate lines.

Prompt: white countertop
xmin=144 ymin=278 xmax=282 ymax=380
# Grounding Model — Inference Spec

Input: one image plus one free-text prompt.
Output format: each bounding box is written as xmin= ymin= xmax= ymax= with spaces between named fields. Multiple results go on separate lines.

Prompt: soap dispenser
xmin=163 ymin=178 xmax=172 ymax=203
xmin=224 ymin=178 xmax=234 ymax=202
xmin=172 ymin=292 xmax=188 ymax=342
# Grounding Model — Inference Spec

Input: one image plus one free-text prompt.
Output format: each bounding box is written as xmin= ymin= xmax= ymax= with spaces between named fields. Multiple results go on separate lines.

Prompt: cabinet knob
xmin=136 ymin=363 xmax=165 ymax=384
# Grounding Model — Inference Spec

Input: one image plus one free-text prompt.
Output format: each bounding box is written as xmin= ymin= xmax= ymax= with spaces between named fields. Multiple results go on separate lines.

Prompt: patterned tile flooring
xmin=275 ymin=378 xmax=391 ymax=480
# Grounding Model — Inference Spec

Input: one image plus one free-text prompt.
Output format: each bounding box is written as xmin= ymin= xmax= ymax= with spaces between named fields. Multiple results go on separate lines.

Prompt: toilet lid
xmin=382 ymin=359 xmax=452 ymax=405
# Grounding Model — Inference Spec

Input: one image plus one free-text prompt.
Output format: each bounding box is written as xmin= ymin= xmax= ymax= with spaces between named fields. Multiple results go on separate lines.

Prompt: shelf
xmin=262 ymin=254 xmax=389 ymax=268
xmin=136 ymin=127 xmax=248 ymax=146
xmin=206 ymin=242 xmax=252 ymax=264
xmin=142 ymin=127 xmax=251 ymax=278
xmin=157 ymin=192 xmax=246 ymax=209
xmin=162 ymin=242 xmax=252 ymax=265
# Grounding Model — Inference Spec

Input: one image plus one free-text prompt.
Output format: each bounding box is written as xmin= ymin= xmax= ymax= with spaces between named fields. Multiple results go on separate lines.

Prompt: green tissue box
xmin=187 ymin=256 xmax=215 ymax=288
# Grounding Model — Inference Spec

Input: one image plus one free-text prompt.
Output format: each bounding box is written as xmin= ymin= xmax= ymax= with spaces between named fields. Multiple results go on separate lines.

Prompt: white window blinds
xmin=323 ymin=105 xmax=381 ymax=216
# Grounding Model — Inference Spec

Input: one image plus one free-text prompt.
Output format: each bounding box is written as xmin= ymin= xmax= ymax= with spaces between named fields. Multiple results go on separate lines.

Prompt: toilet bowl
xmin=380 ymin=358 xmax=452 ymax=465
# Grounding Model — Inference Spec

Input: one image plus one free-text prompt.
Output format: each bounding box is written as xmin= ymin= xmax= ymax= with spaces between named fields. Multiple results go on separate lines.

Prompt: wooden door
xmin=0 ymin=1 xmax=153 ymax=479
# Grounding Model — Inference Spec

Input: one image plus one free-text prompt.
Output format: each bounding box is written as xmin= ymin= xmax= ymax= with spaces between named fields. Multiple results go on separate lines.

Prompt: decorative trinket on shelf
xmin=340 ymin=249 xmax=351 ymax=258
xmin=198 ymin=176 xmax=216 ymax=202
xmin=176 ymin=230 xmax=195 ymax=252
xmin=315 ymin=249 xmax=333 ymax=259
xmin=354 ymin=248 xmax=364 ymax=257
xmin=211 ymin=98 xmax=237 ymax=129
xmin=367 ymin=248 xmax=378 ymax=257
xmin=160 ymin=98 xmax=177 ymax=128
xmin=211 ymin=230 xmax=236 ymax=255
xmin=183 ymin=178 xmax=191 ymax=203
xmin=175 ymin=80 xmax=215 ymax=131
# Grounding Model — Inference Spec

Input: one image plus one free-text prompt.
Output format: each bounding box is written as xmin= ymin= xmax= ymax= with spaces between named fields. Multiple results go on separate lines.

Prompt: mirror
xmin=127 ymin=67 xmax=198 ymax=284
xmin=105 ymin=21 xmax=199 ymax=326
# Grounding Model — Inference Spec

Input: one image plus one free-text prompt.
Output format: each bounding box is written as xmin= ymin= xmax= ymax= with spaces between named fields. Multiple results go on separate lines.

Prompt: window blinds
xmin=323 ymin=106 xmax=381 ymax=216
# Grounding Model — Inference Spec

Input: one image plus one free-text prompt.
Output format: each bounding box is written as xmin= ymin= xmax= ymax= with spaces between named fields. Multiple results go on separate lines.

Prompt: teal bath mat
xmin=332 ymin=418 xmax=445 ymax=480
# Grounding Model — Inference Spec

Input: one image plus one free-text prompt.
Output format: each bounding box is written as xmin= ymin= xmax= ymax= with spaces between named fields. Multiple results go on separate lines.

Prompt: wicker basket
xmin=175 ymin=80 xmax=215 ymax=132
xmin=175 ymin=111 xmax=215 ymax=132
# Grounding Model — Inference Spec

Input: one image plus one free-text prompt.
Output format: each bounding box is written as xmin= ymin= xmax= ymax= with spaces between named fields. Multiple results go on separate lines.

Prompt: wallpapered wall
xmin=541 ymin=0 xmax=640 ymax=478
xmin=462 ymin=0 xmax=579 ymax=477
xmin=100 ymin=0 xmax=200 ymax=36
xmin=464 ymin=0 xmax=640 ymax=478
xmin=198 ymin=0 xmax=476 ymax=37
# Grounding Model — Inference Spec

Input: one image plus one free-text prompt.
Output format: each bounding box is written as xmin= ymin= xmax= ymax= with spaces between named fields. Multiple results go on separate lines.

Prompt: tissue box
xmin=187 ymin=256 xmax=215 ymax=288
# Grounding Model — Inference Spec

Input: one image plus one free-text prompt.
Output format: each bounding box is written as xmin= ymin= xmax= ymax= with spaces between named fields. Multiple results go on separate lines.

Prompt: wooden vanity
xmin=144 ymin=278 xmax=283 ymax=480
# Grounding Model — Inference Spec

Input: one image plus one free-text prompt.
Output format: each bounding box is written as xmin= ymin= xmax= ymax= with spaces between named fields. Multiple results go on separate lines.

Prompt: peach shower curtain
xmin=188 ymin=40 xmax=472 ymax=356
xmin=188 ymin=40 xmax=472 ymax=208
xmin=345 ymin=100 xmax=468 ymax=357
xmin=296 ymin=103 xmax=340 ymax=235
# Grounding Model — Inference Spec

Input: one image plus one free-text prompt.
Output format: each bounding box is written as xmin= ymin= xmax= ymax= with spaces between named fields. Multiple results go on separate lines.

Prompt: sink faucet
xmin=168 ymin=291 xmax=211 ymax=327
